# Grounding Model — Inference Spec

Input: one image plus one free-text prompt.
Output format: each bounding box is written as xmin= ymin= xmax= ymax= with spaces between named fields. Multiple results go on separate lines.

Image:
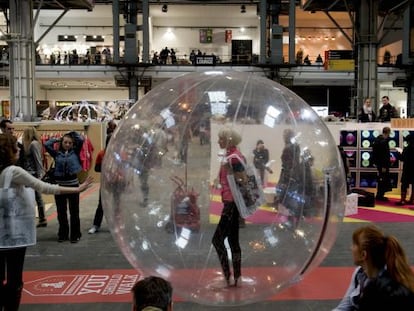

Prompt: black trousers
xmin=377 ymin=169 xmax=390 ymax=198
xmin=55 ymin=185 xmax=81 ymax=240
xmin=0 ymin=247 xmax=26 ymax=288
xmin=212 ymin=201 xmax=241 ymax=280
xmin=92 ymin=190 xmax=104 ymax=227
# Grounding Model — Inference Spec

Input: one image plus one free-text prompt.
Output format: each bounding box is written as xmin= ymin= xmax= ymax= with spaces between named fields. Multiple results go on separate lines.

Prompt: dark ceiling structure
xmin=301 ymin=0 xmax=412 ymax=15
xmin=0 ymin=0 xmax=94 ymax=11
xmin=0 ymin=0 xmax=410 ymax=14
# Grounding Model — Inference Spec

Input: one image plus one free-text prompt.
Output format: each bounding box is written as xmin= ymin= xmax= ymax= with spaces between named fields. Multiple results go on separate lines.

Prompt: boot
xmin=408 ymin=191 xmax=414 ymax=205
xmin=238 ymin=216 xmax=246 ymax=228
xmin=0 ymin=283 xmax=5 ymax=310
xmin=36 ymin=218 xmax=47 ymax=228
xmin=396 ymin=190 xmax=407 ymax=206
xmin=4 ymin=284 xmax=23 ymax=311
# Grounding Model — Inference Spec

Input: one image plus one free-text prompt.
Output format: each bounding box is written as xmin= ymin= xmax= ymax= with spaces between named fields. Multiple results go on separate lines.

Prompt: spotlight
xmin=162 ymin=4 xmax=168 ymax=13
xmin=241 ymin=5 xmax=246 ymax=13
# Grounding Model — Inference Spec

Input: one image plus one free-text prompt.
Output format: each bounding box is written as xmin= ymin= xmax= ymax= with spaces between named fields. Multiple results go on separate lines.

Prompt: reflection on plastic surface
xmin=101 ymin=71 xmax=346 ymax=306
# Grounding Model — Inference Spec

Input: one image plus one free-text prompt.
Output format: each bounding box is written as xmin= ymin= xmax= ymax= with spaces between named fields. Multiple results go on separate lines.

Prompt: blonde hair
xmin=218 ymin=128 xmax=242 ymax=147
xmin=22 ymin=127 xmax=40 ymax=155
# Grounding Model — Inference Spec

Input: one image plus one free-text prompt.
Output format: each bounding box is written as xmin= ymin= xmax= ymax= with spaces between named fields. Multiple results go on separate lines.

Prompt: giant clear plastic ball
xmin=101 ymin=71 xmax=346 ymax=306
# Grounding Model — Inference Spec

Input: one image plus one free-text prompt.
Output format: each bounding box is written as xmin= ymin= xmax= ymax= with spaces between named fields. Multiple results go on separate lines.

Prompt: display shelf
xmin=340 ymin=129 xmax=402 ymax=189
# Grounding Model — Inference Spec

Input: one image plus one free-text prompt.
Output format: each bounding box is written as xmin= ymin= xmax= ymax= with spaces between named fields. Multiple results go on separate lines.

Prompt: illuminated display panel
xmin=340 ymin=130 xmax=357 ymax=147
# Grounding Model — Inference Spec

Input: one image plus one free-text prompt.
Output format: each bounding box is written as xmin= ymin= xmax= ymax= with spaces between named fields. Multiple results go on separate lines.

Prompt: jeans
xmin=54 ymin=185 xmax=81 ymax=240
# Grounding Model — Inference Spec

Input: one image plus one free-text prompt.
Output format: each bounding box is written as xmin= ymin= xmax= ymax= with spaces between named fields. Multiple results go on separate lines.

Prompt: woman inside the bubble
xmin=212 ymin=128 xmax=243 ymax=287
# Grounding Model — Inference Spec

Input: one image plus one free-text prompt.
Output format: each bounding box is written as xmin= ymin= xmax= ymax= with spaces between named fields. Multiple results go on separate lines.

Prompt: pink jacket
xmin=79 ymin=136 xmax=94 ymax=171
xmin=219 ymin=146 xmax=243 ymax=202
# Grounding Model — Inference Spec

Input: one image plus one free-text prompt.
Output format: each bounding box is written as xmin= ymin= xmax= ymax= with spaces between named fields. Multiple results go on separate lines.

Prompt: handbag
xmin=0 ymin=166 xmax=36 ymax=248
xmin=226 ymin=154 xmax=265 ymax=219
xmin=42 ymin=162 xmax=56 ymax=184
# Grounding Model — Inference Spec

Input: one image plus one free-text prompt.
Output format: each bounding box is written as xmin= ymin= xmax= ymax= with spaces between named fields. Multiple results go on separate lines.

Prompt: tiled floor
xmin=19 ymin=179 xmax=414 ymax=311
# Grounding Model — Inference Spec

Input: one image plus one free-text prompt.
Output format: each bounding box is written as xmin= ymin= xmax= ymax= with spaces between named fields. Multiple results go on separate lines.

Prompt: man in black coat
xmin=372 ymin=127 xmax=391 ymax=201
xmin=378 ymin=96 xmax=398 ymax=122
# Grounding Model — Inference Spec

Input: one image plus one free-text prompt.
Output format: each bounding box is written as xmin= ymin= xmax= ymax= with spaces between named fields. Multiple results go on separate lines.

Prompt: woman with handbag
xmin=44 ymin=131 xmax=84 ymax=243
xmin=212 ymin=128 xmax=244 ymax=287
xmin=21 ymin=127 xmax=48 ymax=228
xmin=0 ymin=133 xmax=92 ymax=311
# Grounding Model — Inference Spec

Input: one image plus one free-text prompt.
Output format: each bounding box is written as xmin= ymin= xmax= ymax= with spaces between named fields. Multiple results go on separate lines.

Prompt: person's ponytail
xmin=384 ymin=235 xmax=414 ymax=292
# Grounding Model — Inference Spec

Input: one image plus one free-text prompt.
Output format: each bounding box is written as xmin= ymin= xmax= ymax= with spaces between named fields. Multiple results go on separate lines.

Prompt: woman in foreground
xmin=0 ymin=133 xmax=92 ymax=310
xmin=333 ymin=225 xmax=414 ymax=311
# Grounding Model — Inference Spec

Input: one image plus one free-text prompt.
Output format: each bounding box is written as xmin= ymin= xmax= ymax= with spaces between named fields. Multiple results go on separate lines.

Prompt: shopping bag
xmin=0 ymin=166 xmax=36 ymax=248
xmin=227 ymin=154 xmax=265 ymax=219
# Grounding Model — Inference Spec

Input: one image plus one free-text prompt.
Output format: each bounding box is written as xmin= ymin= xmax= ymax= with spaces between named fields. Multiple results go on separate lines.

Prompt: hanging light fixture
xmin=241 ymin=5 xmax=246 ymax=13
xmin=162 ymin=4 xmax=168 ymax=13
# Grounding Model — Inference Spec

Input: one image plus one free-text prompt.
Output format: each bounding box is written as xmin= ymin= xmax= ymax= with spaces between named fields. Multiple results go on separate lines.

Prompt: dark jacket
xmin=22 ymin=140 xmax=44 ymax=177
xmin=44 ymin=132 xmax=83 ymax=177
xmin=358 ymin=270 xmax=414 ymax=311
xmin=397 ymin=138 xmax=414 ymax=185
xmin=358 ymin=109 xmax=376 ymax=123
xmin=253 ymin=148 xmax=269 ymax=170
xmin=372 ymin=134 xmax=390 ymax=170
xmin=279 ymin=142 xmax=301 ymax=184
xmin=378 ymin=103 xmax=398 ymax=122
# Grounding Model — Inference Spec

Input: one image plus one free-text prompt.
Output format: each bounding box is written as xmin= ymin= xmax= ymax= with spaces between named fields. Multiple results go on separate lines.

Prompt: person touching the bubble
xmin=0 ymin=133 xmax=92 ymax=310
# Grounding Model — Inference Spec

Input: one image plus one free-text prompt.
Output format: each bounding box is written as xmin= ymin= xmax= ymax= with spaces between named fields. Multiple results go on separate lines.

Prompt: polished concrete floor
xmin=19 ymin=177 xmax=414 ymax=311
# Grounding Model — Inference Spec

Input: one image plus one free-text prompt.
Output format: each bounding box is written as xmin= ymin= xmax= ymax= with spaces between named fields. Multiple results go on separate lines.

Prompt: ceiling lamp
xmin=162 ymin=4 xmax=168 ymax=13
xmin=241 ymin=5 xmax=246 ymax=13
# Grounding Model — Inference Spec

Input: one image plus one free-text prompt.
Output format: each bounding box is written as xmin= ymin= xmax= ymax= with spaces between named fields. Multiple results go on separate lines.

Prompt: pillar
xmin=403 ymin=4 xmax=414 ymax=117
xmin=142 ymin=0 xmax=150 ymax=63
xmin=269 ymin=0 xmax=283 ymax=65
xmin=112 ymin=0 xmax=120 ymax=64
xmin=9 ymin=0 xmax=35 ymax=121
xmin=355 ymin=0 xmax=379 ymax=117
xmin=259 ymin=0 xmax=267 ymax=64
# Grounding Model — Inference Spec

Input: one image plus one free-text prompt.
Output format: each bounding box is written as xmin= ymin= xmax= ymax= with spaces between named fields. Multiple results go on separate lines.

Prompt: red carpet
xmin=210 ymin=189 xmax=414 ymax=224
xmin=18 ymin=267 xmax=364 ymax=303
xmin=347 ymin=196 xmax=414 ymax=223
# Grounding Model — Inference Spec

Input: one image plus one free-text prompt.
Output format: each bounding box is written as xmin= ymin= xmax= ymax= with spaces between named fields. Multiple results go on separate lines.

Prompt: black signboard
xmin=195 ymin=55 xmax=216 ymax=66
xmin=327 ymin=50 xmax=354 ymax=60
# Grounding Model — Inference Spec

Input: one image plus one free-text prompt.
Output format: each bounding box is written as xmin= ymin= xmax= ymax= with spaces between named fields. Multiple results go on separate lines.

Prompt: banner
xmin=199 ymin=29 xmax=213 ymax=43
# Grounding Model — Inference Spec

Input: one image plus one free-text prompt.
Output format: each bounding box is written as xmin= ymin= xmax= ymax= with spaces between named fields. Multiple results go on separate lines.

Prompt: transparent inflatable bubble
xmin=101 ymin=71 xmax=346 ymax=306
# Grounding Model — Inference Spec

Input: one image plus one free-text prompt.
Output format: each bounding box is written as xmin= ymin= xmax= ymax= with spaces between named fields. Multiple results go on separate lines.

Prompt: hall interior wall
xmin=0 ymin=5 xmax=407 ymax=116
xmin=0 ymin=5 xmax=404 ymax=63
xmin=27 ymin=5 xmax=356 ymax=62
xmin=35 ymin=88 xmax=129 ymax=102
xmin=0 ymin=87 xmax=130 ymax=106
xmin=151 ymin=26 xmax=260 ymax=61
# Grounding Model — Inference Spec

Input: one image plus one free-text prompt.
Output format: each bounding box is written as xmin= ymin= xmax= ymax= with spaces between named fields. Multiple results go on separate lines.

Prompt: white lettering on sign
xmin=76 ymin=274 xmax=139 ymax=296
xmin=24 ymin=272 xmax=142 ymax=298
xmin=102 ymin=274 xmax=123 ymax=295
xmin=196 ymin=57 xmax=214 ymax=65
xmin=116 ymin=275 xmax=139 ymax=295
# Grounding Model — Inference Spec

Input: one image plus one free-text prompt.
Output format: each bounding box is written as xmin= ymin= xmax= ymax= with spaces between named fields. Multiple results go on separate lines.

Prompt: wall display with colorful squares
xmin=339 ymin=129 xmax=414 ymax=189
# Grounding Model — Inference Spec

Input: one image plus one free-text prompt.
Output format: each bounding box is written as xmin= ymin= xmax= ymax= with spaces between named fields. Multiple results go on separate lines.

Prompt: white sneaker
xmin=88 ymin=226 xmax=98 ymax=234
